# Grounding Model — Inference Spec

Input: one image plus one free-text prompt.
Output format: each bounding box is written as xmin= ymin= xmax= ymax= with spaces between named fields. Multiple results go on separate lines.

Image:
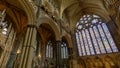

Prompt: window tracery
xmin=61 ymin=41 xmax=68 ymax=59
xmin=76 ymin=14 xmax=118 ymax=56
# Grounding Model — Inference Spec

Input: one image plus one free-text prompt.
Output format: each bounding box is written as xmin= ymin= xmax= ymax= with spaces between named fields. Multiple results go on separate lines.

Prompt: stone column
xmin=40 ymin=43 xmax=46 ymax=68
xmin=7 ymin=37 xmax=23 ymax=68
xmin=0 ymin=25 xmax=16 ymax=68
xmin=68 ymin=47 xmax=73 ymax=68
xmin=56 ymin=41 xmax=62 ymax=68
xmin=70 ymin=29 xmax=78 ymax=68
xmin=18 ymin=24 xmax=37 ymax=68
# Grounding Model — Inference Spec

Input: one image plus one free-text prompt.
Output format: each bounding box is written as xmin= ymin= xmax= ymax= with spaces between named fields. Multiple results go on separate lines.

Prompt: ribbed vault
xmin=0 ymin=0 xmax=28 ymax=34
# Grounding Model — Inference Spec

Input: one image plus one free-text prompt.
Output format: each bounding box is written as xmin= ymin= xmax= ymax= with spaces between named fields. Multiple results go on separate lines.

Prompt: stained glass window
xmin=46 ymin=40 xmax=53 ymax=58
xmin=76 ymin=14 xmax=118 ymax=56
xmin=61 ymin=41 xmax=68 ymax=59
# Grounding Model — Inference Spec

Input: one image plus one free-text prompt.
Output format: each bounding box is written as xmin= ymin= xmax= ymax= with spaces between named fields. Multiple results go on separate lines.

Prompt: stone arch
xmin=82 ymin=8 xmax=110 ymax=22
xmin=60 ymin=1 xmax=79 ymax=18
xmin=72 ymin=8 xmax=110 ymax=28
xmin=0 ymin=1 xmax=25 ymax=33
xmin=62 ymin=34 xmax=72 ymax=48
xmin=18 ymin=0 xmax=36 ymax=24
xmin=37 ymin=17 xmax=61 ymax=41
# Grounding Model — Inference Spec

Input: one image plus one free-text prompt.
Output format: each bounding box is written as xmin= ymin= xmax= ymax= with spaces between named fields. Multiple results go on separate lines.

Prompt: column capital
xmin=27 ymin=24 xmax=37 ymax=28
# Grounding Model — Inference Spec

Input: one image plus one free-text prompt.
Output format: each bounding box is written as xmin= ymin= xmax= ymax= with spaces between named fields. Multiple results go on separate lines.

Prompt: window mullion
xmin=46 ymin=45 xmax=47 ymax=57
xmin=77 ymin=32 xmax=83 ymax=56
xmin=100 ymin=24 xmax=113 ymax=52
xmin=51 ymin=46 xmax=53 ymax=58
xmin=63 ymin=46 xmax=65 ymax=58
xmin=84 ymin=29 xmax=91 ymax=55
xmin=87 ymin=28 xmax=96 ymax=54
xmin=92 ymin=26 xmax=101 ymax=54
xmin=64 ymin=44 xmax=66 ymax=58
xmin=90 ymin=27 xmax=100 ymax=54
xmin=49 ymin=44 xmax=51 ymax=58
xmin=80 ymin=30 xmax=87 ymax=55
xmin=96 ymin=25 xmax=107 ymax=53
xmin=102 ymin=23 xmax=118 ymax=52
xmin=50 ymin=45 xmax=52 ymax=58
xmin=47 ymin=45 xmax=49 ymax=57
xmin=65 ymin=46 xmax=67 ymax=58
xmin=61 ymin=46 xmax=63 ymax=59
xmin=66 ymin=47 xmax=68 ymax=58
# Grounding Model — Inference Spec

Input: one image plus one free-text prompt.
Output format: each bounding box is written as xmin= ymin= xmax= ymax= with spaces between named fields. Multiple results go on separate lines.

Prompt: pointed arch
xmin=18 ymin=0 xmax=36 ymax=24
xmin=37 ymin=17 xmax=61 ymax=41
xmin=73 ymin=8 xmax=110 ymax=28
xmin=75 ymin=14 xmax=118 ymax=56
xmin=62 ymin=34 xmax=72 ymax=48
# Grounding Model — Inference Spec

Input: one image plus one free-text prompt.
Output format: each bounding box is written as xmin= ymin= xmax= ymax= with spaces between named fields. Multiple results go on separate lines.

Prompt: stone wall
xmin=77 ymin=53 xmax=120 ymax=68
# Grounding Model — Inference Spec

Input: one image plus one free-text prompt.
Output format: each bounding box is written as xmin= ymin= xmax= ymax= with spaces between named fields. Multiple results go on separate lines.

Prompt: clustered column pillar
xmin=70 ymin=29 xmax=78 ymax=68
xmin=0 ymin=23 xmax=16 ymax=68
xmin=56 ymin=41 xmax=62 ymax=68
xmin=18 ymin=24 xmax=37 ymax=68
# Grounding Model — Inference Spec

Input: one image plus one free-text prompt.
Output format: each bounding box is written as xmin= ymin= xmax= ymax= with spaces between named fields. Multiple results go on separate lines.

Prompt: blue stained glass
xmin=79 ymin=32 xmax=86 ymax=55
xmin=76 ymin=33 xmax=82 ymax=56
xmin=76 ymin=14 xmax=118 ymax=56
xmin=93 ymin=26 xmax=106 ymax=53
xmin=82 ymin=30 xmax=90 ymax=55
xmin=90 ymin=28 xmax=100 ymax=54
xmin=102 ymin=23 xmax=118 ymax=52
xmin=91 ymin=19 xmax=97 ymax=24
xmin=78 ymin=25 xmax=82 ymax=30
xmin=98 ymin=25 xmax=112 ymax=53
xmin=85 ymin=29 xmax=95 ymax=55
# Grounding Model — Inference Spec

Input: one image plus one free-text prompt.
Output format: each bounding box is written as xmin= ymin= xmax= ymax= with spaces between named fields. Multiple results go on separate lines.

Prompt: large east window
xmin=76 ymin=14 xmax=118 ymax=56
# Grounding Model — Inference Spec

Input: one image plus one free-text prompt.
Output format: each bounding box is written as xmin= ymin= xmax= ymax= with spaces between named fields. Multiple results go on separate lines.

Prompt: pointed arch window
xmin=76 ymin=14 xmax=118 ymax=56
xmin=46 ymin=40 xmax=53 ymax=58
xmin=61 ymin=41 xmax=68 ymax=59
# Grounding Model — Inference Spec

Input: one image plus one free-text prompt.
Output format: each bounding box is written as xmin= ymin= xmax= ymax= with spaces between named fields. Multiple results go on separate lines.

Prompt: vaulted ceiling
xmin=38 ymin=23 xmax=55 ymax=45
xmin=0 ymin=0 xmax=28 ymax=34
xmin=0 ymin=0 xmax=119 ymax=38
xmin=48 ymin=0 xmax=118 ymax=29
